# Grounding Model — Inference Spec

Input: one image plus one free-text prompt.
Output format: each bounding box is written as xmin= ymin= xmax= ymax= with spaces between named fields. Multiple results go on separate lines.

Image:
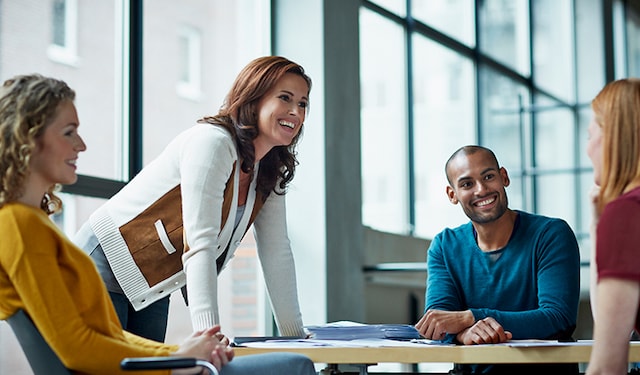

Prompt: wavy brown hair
xmin=198 ymin=56 xmax=312 ymax=199
xmin=0 ymin=74 xmax=76 ymax=214
xmin=592 ymin=78 xmax=640 ymax=213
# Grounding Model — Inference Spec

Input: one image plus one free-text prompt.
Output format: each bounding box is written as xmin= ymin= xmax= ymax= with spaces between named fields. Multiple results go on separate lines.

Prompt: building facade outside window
xmin=48 ymin=0 xmax=79 ymax=66
xmin=176 ymin=25 xmax=202 ymax=101
xmin=0 ymin=1 xmax=270 ymax=372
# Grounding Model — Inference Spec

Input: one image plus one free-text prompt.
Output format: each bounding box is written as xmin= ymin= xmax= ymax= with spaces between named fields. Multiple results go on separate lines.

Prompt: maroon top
xmin=596 ymin=186 xmax=640 ymax=331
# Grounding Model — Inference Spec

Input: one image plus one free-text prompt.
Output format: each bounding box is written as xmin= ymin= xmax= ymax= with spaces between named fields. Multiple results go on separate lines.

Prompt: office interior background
xmin=1 ymin=0 xmax=639 ymax=372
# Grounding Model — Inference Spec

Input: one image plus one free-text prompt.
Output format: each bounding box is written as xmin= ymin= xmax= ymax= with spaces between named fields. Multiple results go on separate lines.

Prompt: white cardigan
xmin=87 ymin=123 xmax=304 ymax=336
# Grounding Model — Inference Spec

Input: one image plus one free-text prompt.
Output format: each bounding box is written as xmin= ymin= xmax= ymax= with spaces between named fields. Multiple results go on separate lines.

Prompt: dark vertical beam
xmin=603 ymin=0 xmax=616 ymax=82
xmin=406 ymin=0 xmax=416 ymax=234
xmin=323 ymin=0 xmax=365 ymax=322
xmin=129 ymin=0 xmax=143 ymax=178
xmin=474 ymin=0 xmax=483 ymax=144
xmin=528 ymin=0 xmax=537 ymax=214
xmin=270 ymin=0 xmax=277 ymax=54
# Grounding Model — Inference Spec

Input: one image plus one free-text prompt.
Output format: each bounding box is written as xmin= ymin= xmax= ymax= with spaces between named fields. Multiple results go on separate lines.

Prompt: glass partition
xmin=626 ymin=2 xmax=640 ymax=76
xmin=411 ymin=0 xmax=475 ymax=47
xmin=1 ymin=0 xmax=124 ymax=181
xmin=0 ymin=1 xmax=271 ymax=372
xmin=478 ymin=0 xmax=530 ymax=75
xmin=360 ymin=7 xmax=409 ymax=234
xmin=532 ymin=0 xmax=574 ymax=102
xmin=412 ymin=34 xmax=476 ymax=237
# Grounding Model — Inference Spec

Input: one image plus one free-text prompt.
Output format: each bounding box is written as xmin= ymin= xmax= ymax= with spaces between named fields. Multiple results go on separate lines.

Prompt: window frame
xmin=48 ymin=0 xmax=79 ymax=66
xmin=176 ymin=25 xmax=202 ymax=101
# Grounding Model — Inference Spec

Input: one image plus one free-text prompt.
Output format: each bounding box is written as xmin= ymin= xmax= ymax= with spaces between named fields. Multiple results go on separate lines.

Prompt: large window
xmin=360 ymin=7 xmax=409 ymax=234
xmin=412 ymin=0 xmax=475 ymax=47
xmin=412 ymin=35 xmax=476 ymax=234
xmin=359 ymin=0 xmax=637 ymax=262
xmin=478 ymin=0 xmax=530 ymax=76
xmin=0 ymin=1 xmax=270 ymax=372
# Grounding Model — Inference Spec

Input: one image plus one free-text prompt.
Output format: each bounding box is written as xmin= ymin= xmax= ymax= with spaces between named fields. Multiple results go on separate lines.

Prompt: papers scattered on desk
xmin=233 ymin=321 xmax=440 ymax=348
xmin=305 ymin=320 xmax=421 ymax=341
xmin=240 ymin=338 xmax=451 ymax=348
xmin=235 ymin=336 xmax=602 ymax=349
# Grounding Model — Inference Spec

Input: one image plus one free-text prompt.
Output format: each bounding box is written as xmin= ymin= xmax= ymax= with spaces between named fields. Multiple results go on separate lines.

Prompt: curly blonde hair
xmin=0 ymin=74 xmax=76 ymax=214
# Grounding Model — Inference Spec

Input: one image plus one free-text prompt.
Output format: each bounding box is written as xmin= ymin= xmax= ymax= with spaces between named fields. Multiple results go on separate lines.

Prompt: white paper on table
xmin=240 ymin=338 xmax=455 ymax=348
xmin=504 ymin=339 xmax=594 ymax=347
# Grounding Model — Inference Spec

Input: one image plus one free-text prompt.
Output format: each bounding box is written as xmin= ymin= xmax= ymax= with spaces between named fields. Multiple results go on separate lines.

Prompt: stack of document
xmin=305 ymin=321 xmax=421 ymax=341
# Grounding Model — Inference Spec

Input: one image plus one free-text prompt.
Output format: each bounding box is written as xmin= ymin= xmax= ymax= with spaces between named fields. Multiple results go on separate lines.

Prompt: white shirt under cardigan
xmin=80 ymin=123 xmax=305 ymax=337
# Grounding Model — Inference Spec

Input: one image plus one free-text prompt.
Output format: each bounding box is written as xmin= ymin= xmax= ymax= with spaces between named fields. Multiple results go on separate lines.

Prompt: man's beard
xmin=463 ymin=197 xmax=509 ymax=224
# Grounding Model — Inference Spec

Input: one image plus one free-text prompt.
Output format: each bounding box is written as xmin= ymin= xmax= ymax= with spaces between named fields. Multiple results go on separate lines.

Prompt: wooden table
xmin=235 ymin=342 xmax=640 ymax=374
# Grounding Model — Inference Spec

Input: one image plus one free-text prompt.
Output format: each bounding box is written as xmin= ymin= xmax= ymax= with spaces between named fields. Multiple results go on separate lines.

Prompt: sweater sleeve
xmin=425 ymin=232 xmax=465 ymax=312
xmin=180 ymin=126 xmax=236 ymax=331
xmin=469 ymin=219 xmax=580 ymax=340
xmin=253 ymin=192 xmax=305 ymax=337
xmin=123 ymin=331 xmax=179 ymax=351
xmin=1 ymin=208 xmax=175 ymax=375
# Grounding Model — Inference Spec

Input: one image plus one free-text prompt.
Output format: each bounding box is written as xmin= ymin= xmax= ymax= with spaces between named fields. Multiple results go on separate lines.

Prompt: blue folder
xmin=305 ymin=321 xmax=421 ymax=341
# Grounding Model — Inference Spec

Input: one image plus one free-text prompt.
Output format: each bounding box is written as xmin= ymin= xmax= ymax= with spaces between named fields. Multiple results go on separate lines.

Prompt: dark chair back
xmin=5 ymin=308 xmax=217 ymax=375
xmin=5 ymin=309 xmax=70 ymax=375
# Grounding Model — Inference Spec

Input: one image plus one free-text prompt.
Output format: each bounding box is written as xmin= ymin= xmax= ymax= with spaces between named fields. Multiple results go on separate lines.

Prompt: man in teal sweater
xmin=415 ymin=145 xmax=580 ymax=374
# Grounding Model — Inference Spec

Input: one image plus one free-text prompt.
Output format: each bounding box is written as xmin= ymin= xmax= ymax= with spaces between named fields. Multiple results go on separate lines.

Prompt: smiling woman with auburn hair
xmin=73 ymin=56 xmax=313 ymax=345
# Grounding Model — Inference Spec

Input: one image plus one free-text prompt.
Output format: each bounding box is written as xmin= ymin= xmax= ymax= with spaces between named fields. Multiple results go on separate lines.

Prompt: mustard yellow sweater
xmin=0 ymin=203 xmax=179 ymax=374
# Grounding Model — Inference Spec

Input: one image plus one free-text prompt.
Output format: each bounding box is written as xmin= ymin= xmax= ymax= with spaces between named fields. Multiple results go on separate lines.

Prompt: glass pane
xmin=507 ymin=174 xmax=525 ymax=211
xmin=532 ymin=0 xmax=574 ymax=102
xmin=1 ymin=0 xmax=124 ymax=181
xmin=627 ymin=3 xmax=640 ymax=77
xmin=536 ymin=174 xmax=577 ymax=230
xmin=367 ymin=0 xmax=406 ymax=17
xmin=578 ymin=107 xmax=593 ymax=169
xmin=0 ymin=1 xmax=123 ymax=372
xmin=576 ymin=0 xmax=605 ymax=103
xmin=580 ymin=171 xmax=596 ymax=260
xmin=360 ymin=8 xmax=409 ymax=233
xmin=176 ymin=26 xmax=202 ymax=100
xmin=478 ymin=66 xmax=530 ymax=171
xmin=412 ymin=34 xmax=476 ymax=238
xmin=178 ymin=32 xmax=191 ymax=83
xmin=478 ymin=0 xmax=530 ymax=75
xmin=411 ymin=0 xmax=475 ymax=47
xmin=578 ymin=112 xmax=596 ymax=259
xmin=533 ymin=96 xmax=574 ymax=170
xmin=52 ymin=0 xmax=66 ymax=46
xmin=59 ymin=194 xmax=109 ymax=236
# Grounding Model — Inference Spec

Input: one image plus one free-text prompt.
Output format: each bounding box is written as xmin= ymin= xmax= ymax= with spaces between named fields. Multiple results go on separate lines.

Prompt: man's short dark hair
xmin=445 ymin=145 xmax=500 ymax=185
